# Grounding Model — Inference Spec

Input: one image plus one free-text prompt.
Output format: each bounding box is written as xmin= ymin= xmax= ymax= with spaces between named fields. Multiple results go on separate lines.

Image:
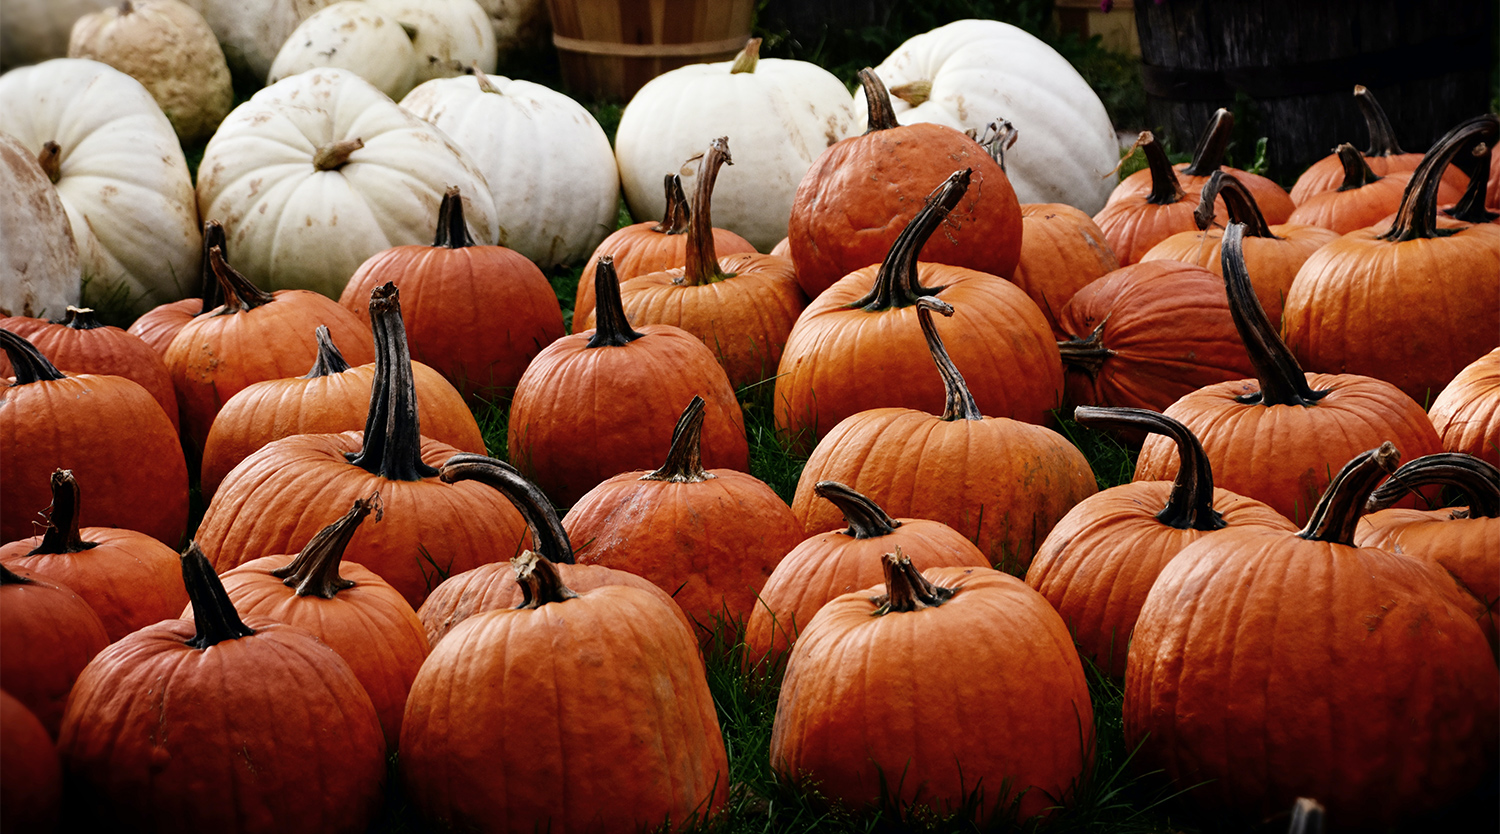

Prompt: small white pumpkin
xmin=0 ymin=132 xmax=82 ymax=318
xmin=853 ymin=19 xmax=1119 ymax=214
xmin=365 ymin=0 xmax=497 ymax=86
xmin=401 ymin=72 xmax=617 ymax=267
xmin=0 ymin=59 xmax=200 ymax=316
xmin=178 ymin=0 xmax=336 ymax=82
xmin=68 ymin=0 xmax=234 ymax=144
xmin=614 ymin=39 xmax=857 ymax=253
xmin=0 ymin=0 xmax=113 ymax=71
xmin=267 ymin=2 xmax=418 ymax=100
xmin=197 ymin=67 xmax=499 ymax=299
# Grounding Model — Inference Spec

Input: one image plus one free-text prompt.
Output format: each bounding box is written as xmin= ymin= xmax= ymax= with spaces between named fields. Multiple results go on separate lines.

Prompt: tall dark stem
xmin=269 ymin=494 xmax=380 ymax=598
xmin=26 ymin=470 xmax=99 ymax=555
xmin=0 ymin=564 xmax=33 ymax=585
xmin=642 ymin=397 xmax=712 ymax=483
xmin=849 ymin=170 xmax=969 ymax=311
xmin=916 ymin=297 xmax=982 ymax=422
xmin=0 ymin=328 xmax=67 ymax=385
xmin=182 ymin=543 xmax=256 ymax=649
xmin=585 ymin=256 xmax=644 ymax=348
xmin=1365 ymin=453 xmax=1500 ymax=518
xmin=859 ymin=69 xmax=900 ymax=133
xmin=345 ymin=283 xmax=437 ymax=481
xmin=303 ymin=325 xmax=351 ymax=378
xmin=440 ymin=454 xmax=572 ymax=564
xmin=1221 ymin=223 xmax=1327 ymax=407
xmin=1298 ymin=443 xmax=1400 ymax=544
xmin=1444 ymin=141 xmax=1498 ymax=224
xmin=651 ymin=175 xmax=692 ymax=235
xmin=1354 ymin=86 xmax=1404 ymax=156
xmin=1381 ymin=115 xmax=1499 ymax=242
xmin=1334 ymin=144 xmax=1380 ymax=192
xmin=432 ymin=186 xmax=475 ymax=249
xmin=208 ymin=246 xmax=274 ymax=315
xmin=683 ymin=137 xmax=731 ymax=286
xmin=874 ymin=551 xmax=956 ymax=614
xmin=1142 ymin=132 xmax=1186 ymax=205
xmin=1181 ymin=108 xmax=1233 ymax=177
xmin=1075 ymin=407 xmax=1226 ymax=530
xmin=815 ymin=481 xmax=900 ymax=538
xmin=197 ymin=221 xmax=227 ymax=315
xmin=1197 ymin=171 xmax=1278 ymax=238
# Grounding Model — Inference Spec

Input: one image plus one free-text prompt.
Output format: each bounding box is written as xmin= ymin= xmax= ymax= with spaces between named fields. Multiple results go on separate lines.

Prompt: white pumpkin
xmin=401 ymin=72 xmax=616 ymax=267
xmin=0 ymin=0 xmax=113 ymax=71
xmin=852 ymin=19 xmax=1119 ymax=215
xmin=68 ymin=0 xmax=234 ymax=144
xmin=613 ymin=40 xmax=857 ymax=253
xmin=365 ymin=0 xmax=497 ymax=86
xmin=178 ymin=0 xmax=336 ymax=82
xmin=267 ymin=2 xmax=418 ymax=100
xmin=0 ymin=59 xmax=200 ymax=316
xmin=197 ymin=67 xmax=499 ymax=299
xmin=0 ymin=132 xmax=82 ymax=318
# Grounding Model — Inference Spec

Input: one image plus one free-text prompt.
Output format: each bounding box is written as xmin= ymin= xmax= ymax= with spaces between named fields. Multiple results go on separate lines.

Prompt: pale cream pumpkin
xmin=0 ymin=132 xmax=82 ymax=318
xmin=0 ymin=0 xmax=113 ymax=71
xmin=178 ymin=0 xmax=336 ymax=83
xmin=197 ymin=67 xmax=499 ymax=299
xmin=267 ymin=2 xmax=418 ymax=100
xmin=0 ymin=59 xmax=201 ymax=317
xmin=365 ymin=0 xmax=497 ymax=86
xmin=401 ymin=72 xmax=617 ymax=267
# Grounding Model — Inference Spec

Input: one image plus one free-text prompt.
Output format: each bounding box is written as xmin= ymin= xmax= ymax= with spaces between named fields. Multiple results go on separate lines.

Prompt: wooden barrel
xmin=546 ymin=0 xmax=755 ymax=102
xmin=1133 ymin=0 xmax=1496 ymax=183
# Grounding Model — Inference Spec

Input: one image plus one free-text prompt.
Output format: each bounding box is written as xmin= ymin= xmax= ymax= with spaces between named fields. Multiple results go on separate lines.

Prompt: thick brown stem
xmin=1057 ymin=320 xmax=1116 ymax=380
xmin=874 ymin=550 xmax=956 ymax=614
xmin=26 ymin=470 xmax=99 ymax=556
xmin=512 ymin=550 xmax=579 ymax=609
xmin=642 ymin=396 xmax=712 ymax=483
xmin=303 ymin=325 xmax=351 ymax=378
xmin=729 ymin=38 xmax=760 ymax=73
xmin=1075 ymin=407 xmax=1226 ymax=530
xmin=1198 ymin=171 xmax=1277 ymax=238
xmin=345 ymin=283 xmax=437 ymax=482
xmin=0 ymin=564 xmax=33 ymax=585
xmin=183 ymin=543 xmax=256 ymax=649
xmin=313 ymin=138 xmax=364 ymax=171
xmin=432 ymin=186 xmax=475 ymax=249
xmin=585 ymin=256 xmax=644 ymax=348
xmin=683 ymin=137 xmax=731 ymax=286
xmin=440 ymin=453 xmax=572 ymax=564
xmin=916 ymin=297 xmax=981 ymax=422
xmin=851 ymin=169 xmax=969 ymax=311
xmin=209 ymin=246 xmax=275 ymax=314
xmin=1381 ymin=115 xmax=1499 ymax=242
xmin=1334 ymin=144 xmax=1379 ymax=191
xmin=815 ymin=481 xmax=900 ymax=539
xmin=37 ymin=141 xmax=61 ymax=184
xmin=269 ymin=494 xmax=380 ymax=598
xmin=1353 ymin=86 xmax=1403 ymax=157
xmin=859 ymin=69 xmax=900 ymax=133
xmin=197 ymin=221 xmax=227 ymax=315
xmin=1298 ymin=443 xmax=1400 ymax=544
xmin=59 ymin=307 xmax=106 ymax=330
xmin=1142 ymin=132 xmax=1186 ymax=205
xmin=1222 ymin=223 xmax=1327 ymax=408
xmin=0 ymin=328 xmax=68 ymax=385
xmin=1444 ymin=141 xmax=1498 ymax=224
xmin=1365 ymin=453 xmax=1500 ymax=518
xmin=1181 ymin=108 xmax=1233 ymax=177
xmin=651 ymin=174 xmax=692 ymax=235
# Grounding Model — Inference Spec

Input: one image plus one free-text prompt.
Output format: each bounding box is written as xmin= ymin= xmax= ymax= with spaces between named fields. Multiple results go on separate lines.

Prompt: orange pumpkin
xmin=0 ymin=564 xmax=109 ymax=739
xmin=1285 ymin=144 xmax=1414 ymax=234
xmin=1427 ymin=347 xmax=1499 ymax=467
xmin=1094 ymin=131 xmax=1223 ymax=266
xmin=1011 ymin=203 xmax=1119 ymax=337
xmin=1 ymin=690 xmax=61 ymax=832
xmin=127 ymin=220 xmax=226 ymax=356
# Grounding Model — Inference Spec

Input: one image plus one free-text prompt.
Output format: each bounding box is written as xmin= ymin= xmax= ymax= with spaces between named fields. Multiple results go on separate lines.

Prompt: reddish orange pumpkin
xmin=0 ymin=564 xmax=109 ymax=739
xmin=1285 ymin=144 xmax=1414 ymax=234
xmin=1427 ymin=347 xmax=1499 ymax=467
xmin=1095 ymin=131 xmax=1225 ymax=266
xmin=1 ymin=690 xmax=62 ymax=833
xmin=1011 ymin=203 xmax=1120 ymax=337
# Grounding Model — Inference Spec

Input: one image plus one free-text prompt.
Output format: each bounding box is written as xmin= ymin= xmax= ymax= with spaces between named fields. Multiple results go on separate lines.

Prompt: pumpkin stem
xmin=729 ymin=38 xmax=760 ymax=73
xmin=850 ymin=169 xmax=968 ymax=312
xmin=1364 ymin=453 xmax=1500 ymax=519
xmin=59 ymin=307 xmax=106 ymax=330
xmin=859 ymin=69 xmax=901 ymax=133
xmin=651 ymin=174 xmax=692 ymax=235
xmin=345 ymin=283 xmax=438 ymax=482
xmin=1075 ymin=407 xmax=1227 ymax=530
xmin=1381 ymin=115 xmax=1499 ymax=242
xmin=469 ymin=66 xmax=502 ymax=94
xmin=0 ymin=328 xmax=68 ymax=385
xmin=1198 ymin=171 xmax=1277 ymax=238
xmin=1181 ymin=108 xmax=1233 ymax=177
xmin=1141 ymin=132 xmax=1186 ymax=206
xmin=303 ymin=325 xmax=352 ymax=378
xmin=585 ymin=256 xmax=645 ymax=348
xmin=433 ymin=186 xmax=475 ymax=249
xmin=26 ymin=469 xmax=99 ymax=556
xmin=1057 ymin=319 xmax=1116 ymax=379
xmin=269 ymin=494 xmax=381 ymax=598
xmin=511 ymin=550 xmax=580 ymax=609
xmin=873 ymin=550 xmax=956 ymax=615
xmin=1333 ymin=144 xmax=1380 ymax=192
xmin=641 ymin=396 xmax=713 ymax=483
xmin=182 ymin=542 xmax=256 ymax=649
xmin=36 ymin=141 xmax=61 ymax=184
xmin=889 ymin=80 xmax=932 ymax=108
xmin=208 ymin=246 xmax=275 ymax=313
xmin=119 ymin=0 xmax=134 ymax=14
xmin=440 ymin=453 xmax=572 ymax=564
xmin=197 ymin=221 xmax=227 ymax=315
xmin=683 ymin=137 xmax=732 ymax=286
xmin=313 ymin=138 xmax=364 ymax=172
xmin=814 ymin=481 xmax=900 ymax=539
xmin=1221 ymin=223 xmax=1328 ymax=408
xmin=1353 ymin=86 xmax=1404 ymax=157
xmin=0 ymin=564 xmax=32 ymax=585
xmin=1297 ymin=443 xmax=1400 ymax=544
xmin=1443 ymin=141 xmax=1498 ymax=224
xmin=916 ymin=296 xmax=982 ymax=422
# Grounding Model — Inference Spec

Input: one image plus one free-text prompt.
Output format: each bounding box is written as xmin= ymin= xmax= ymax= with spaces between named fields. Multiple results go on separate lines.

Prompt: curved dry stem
xmin=1075 ymin=407 xmax=1226 ymax=530
xmin=815 ymin=481 xmax=900 ymax=539
xmin=346 ymin=283 xmax=438 ymax=482
xmin=586 ymin=256 xmax=645 ymax=348
xmin=269 ymin=494 xmax=381 ymax=598
xmin=683 ymin=137 xmax=732 ymax=286
xmin=850 ymin=169 xmax=969 ymax=311
xmin=1181 ymin=108 xmax=1233 ymax=177
xmin=1334 ymin=143 xmax=1379 ymax=191
xmin=873 ymin=550 xmax=956 ymax=614
xmin=652 ymin=174 xmax=692 ymax=235
xmin=1199 ymin=171 xmax=1277 ymax=238
xmin=183 ymin=543 xmax=256 ymax=649
xmin=916 ymin=296 xmax=981 ymax=422
xmin=1298 ymin=443 xmax=1400 ymax=544
xmin=303 ymin=325 xmax=352 ymax=378
xmin=208 ymin=246 xmax=275 ymax=314
xmin=440 ymin=453 xmax=573 ymax=564
xmin=27 ymin=469 xmax=99 ymax=556
xmin=643 ymin=396 xmax=712 ymax=483
xmin=0 ymin=328 xmax=67 ymax=385
xmin=1381 ymin=115 xmax=1499 ymax=242
xmin=859 ymin=69 xmax=900 ymax=133
xmin=433 ymin=186 xmax=476 ymax=249
xmin=1222 ymin=223 xmax=1327 ymax=408
xmin=512 ymin=550 xmax=580 ymax=608
xmin=1353 ymin=86 xmax=1403 ymax=157
xmin=1365 ymin=453 xmax=1500 ymax=518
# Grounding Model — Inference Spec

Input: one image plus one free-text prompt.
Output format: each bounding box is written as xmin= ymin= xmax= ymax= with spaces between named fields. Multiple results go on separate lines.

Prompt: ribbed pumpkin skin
xmin=58 ymin=617 xmax=387 ymax=834
xmin=0 ymin=567 xmax=109 ymax=739
xmin=1289 ymin=153 xmax=1463 ymax=206
xmin=1025 ymin=483 xmax=1295 ymax=677
xmin=1 ymin=690 xmax=61 ymax=833
xmin=127 ymin=297 xmax=200 ymax=355
xmin=400 ymin=585 xmax=730 ymax=833
xmin=1093 ymin=191 xmax=1209 ymax=267
xmin=770 ymin=565 xmax=1093 ymax=822
xmin=572 ymin=224 xmax=756 ymax=332
xmin=1426 ymin=348 xmax=1499 ymax=467
xmin=1135 ymin=374 xmax=1442 ymax=524
xmin=1281 ymin=224 xmax=1500 ymax=403
xmin=1124 ymin=529 xmax=1499 ymax=827
xmin=1281 ymin=173 xmax=1413 ymax=234
xmin=1012 ymin=204 xmax=1119 ymax=337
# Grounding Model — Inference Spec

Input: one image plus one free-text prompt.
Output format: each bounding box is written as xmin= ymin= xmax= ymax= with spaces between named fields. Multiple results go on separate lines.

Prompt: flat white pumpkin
xmin=0 ymin=59 xmax=200 ymax=316
xmin=401 ymin=72 xmax=616 ymax=267
xmin=853 ymin=19 xmax=1119 ymax=214
xmin=0 ymin=132 xmax=82 ymax=318
xmin=197 ymin=67 xmax=499 ymax=299
xmin=267 ymin=2 xmax=418 ymax=100
xmin=614 ymin=41 xmax=857 ymax=253
xmin=0 ymin=0 xmax=113 ymax=71
xmin=365 ymin=0 xmax=497 ymax=86
xmin=178 ymin=0 xmax=336 ymax=82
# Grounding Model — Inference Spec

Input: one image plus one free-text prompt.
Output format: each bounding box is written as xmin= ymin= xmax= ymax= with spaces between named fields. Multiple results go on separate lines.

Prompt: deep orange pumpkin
xmin=1011 ymin=203 xmax=1119 ymax=337
xmin=1427 ymin=347 xmax=1499 ymax=467
xmin=1285 ymin=144 xmax=1415 ymax=234
xmin=0 ymin=564 xmax=109 ymax=739
xmin=126 ymin=220 xmax=226 ymax=356
xmin=1 ymin=690 xmax=61 ymax=832
xmin=1094 ymin=131 xmax=1225 ymax=266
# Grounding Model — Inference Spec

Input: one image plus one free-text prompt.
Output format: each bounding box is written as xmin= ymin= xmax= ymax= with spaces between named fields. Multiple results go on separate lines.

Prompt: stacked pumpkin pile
xmin=3 ymin=5 xmax=1499 ymax=832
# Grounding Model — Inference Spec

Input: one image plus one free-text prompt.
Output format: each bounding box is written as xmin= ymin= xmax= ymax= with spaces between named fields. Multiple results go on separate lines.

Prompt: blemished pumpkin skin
xmin=1 ymin=305 xmax=179 ymax=430
xmin=1 ymin=690 xmax=62 ymax=834
xmin=1134 ymin=224 xmax=1442 ymax=525
xmin=339 ymin=188 xmax=565 ymax=405
xmin=744 ymin=481 xmax=988 ymax=672
xmin=419 ymin=455 xmax=696 ymax=648
xmin=776 ymin=170 xmax=1063 ymax=450
xmin=0 ymin=469 xmax=187 ymax=643
xmin=793 ymin=298 xmax=1095 ymax=573
xmin=1025 ymin=407 xmax=1296 ymax=678
xmin=1 ymin=328 xmax=189 ymax=547
xmin=508 ymin=257 xmax=749 ymax=509
xmin=400 ymin=548 xmax=731 ymax=834
xmin=1282 ymin=115 xmax=1500 ymax=406
xmin=592 ymin=139 xmax=807 ymax=390
xmin=200 ymin=324 xmax=485 ymax=497
xmin=572 ymin=174 xmax=756 ymax=332
xmin=1124 ymin=445 xmax=1500 ymax=828
xmin=1427 ymin=348 xmax=1499 ymax=468
xmin=1139 ymin=171 xmax=1340 ymax=331
xmin=1094 ymin=131 xmax=1225 ymax=266
xmin=186 ymin=495 xmax=430 ymax=749
xmin=563 ymin=397 xmax=804 ymax=645
xmin=0 ymin=564 xmax=109 ymax=740
xmin=1012 ymin=203 xmax=1119 ymax=337
xmin=1284 ymin=144 xmax=1415 ymax=235
xmin=770 ymin=555 xmax=1094 ymax=823
xmin=58 ymin=546 xmax=388 ymax=834
xmin=195 ymin=284 xmax=529 ymax=608
xmin=786 ymin=70 xmax=1022 ymax=300
xmin=1355 ymin=453 xmax=1500 ymax=657
xmin=127 ymin=220 xmax=226 ymax=355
